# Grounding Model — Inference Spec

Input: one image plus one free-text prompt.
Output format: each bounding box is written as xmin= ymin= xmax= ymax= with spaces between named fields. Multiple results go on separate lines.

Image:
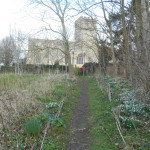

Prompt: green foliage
xmin=46 ymin=102 xmax=60 ymax=115
xmin=55 ymin=91 xmax=65 ymax=99
xmin=0 ymin=64 xmax=68 ymax=74
xmin=119 ymin=102 xmax=148 ymax=116
xmin=103 ymin=76 xmax=150 ymax=130
xmin=36 ymin=111 xmax=51 ymax=124
xmin=91 ymin=76 xmax=150 ymax=148
xmin=42 ymin=136 xmax=59 ymax=150
xmin=35 ymin=102 xmax=66 ymax=128
xmin=8 ymin=134 xmax=26 ymax=149
xmin=115 ymin=89 xmax=150 ymax=129
xmin=102 ymin=77 xmax=123 ymax=100
xmin=119 ymin=116 xmax=143 ymax=129
xmin=46 ymin=102 xmax=60 ymax=110
xmin=54 ymin=118 xmax=66 ymax=128
xmin=1 ymin=66 xmax=15 ymax=73
xmin=24 ymin=119 xmax=41 ymax=137
xmin=36 ymin=96 xmax=54 ymax=103
xmin=52 ymin=85 xmax=66 ymax=99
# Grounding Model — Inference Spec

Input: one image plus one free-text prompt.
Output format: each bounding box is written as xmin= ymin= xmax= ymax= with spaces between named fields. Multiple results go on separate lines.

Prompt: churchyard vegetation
xmin=0 ymin=73 xmax=80 ymax=149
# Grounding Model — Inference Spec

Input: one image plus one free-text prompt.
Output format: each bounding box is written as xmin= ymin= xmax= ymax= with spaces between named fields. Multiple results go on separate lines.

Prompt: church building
xmin=26 ymin=16 xmax=98 ymax=68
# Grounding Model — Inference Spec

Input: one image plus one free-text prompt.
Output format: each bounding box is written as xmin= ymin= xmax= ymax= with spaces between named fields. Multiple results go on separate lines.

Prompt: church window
xmin=76 ymin=57 xmax=83 ymax=64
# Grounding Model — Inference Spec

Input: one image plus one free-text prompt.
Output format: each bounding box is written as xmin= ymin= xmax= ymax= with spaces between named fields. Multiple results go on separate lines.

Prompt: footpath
xmin=67 ymin=79 xmax=91 ymax=150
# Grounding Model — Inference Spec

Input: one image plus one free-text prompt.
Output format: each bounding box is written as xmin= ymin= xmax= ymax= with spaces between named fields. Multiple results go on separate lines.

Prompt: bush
xmin=1 ymin=66 xmax=15 ymax=73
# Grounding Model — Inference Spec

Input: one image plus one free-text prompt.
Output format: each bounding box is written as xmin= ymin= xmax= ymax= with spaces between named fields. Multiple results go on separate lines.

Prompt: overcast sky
xmin=0 ymin=0 xmax=47 ymax=40
xmin=0 ymin=0 xmax=131 ymax=41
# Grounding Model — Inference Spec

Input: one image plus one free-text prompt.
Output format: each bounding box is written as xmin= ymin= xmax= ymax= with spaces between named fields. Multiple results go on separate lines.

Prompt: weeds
xmin=0 ymin=73 xmax=81 ymax=149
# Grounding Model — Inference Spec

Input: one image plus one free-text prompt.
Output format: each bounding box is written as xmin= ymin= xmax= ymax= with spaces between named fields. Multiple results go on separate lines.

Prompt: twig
xmin=40 ymin=99 xmax=64 ymax=150
xmin=107 ymin=83 xmax=127 ymax=146
xmin=114 ymin=113 xmax=127 ymax=145
xmin=0 ymin=112 xmax=5 ymax=130
xmin=0 ymin=99 xmax=10 ymax=112
xmin=107 ymin=83 xmax=112 ymax=102
xmin=0 ymin=112 xmax=8 ymax=149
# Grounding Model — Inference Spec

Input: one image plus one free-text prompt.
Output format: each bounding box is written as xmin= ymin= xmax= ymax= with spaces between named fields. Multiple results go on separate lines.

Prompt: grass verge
xmin=86 ymin=77 xmax=120 ymax=150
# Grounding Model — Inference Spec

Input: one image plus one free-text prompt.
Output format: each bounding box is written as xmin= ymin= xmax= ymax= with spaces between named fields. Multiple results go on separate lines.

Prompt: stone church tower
xmin=71 ymin=16 xmax=98 ymax=67
xmin=75 ymin=16 xmax=97 ymax=44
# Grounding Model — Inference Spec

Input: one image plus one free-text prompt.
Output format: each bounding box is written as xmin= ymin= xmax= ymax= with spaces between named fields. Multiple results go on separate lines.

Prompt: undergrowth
xmin=86 ymin=76 xmax=150 ymax=149
xmin=0 ymin=74 xmax=81 ymax=150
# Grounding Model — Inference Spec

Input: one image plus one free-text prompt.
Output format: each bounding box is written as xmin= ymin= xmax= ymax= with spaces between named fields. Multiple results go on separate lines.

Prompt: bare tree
xmin=101 ymin=0 xmax=118 ymax=77
xmin=0 ymin=36 xmax=16 ymax=66
xmin=13 ymin=31 xmax=27 ymax=74
xmin=28 ymin=0 xmax=73 ymax=76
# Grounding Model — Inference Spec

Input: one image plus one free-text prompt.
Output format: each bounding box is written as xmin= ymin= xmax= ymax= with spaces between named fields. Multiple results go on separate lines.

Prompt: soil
xmin=67 ymin=79 xmax=91 ymax=150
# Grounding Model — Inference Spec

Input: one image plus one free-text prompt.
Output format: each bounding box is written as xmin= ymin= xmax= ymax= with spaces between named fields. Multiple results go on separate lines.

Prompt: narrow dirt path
xmin=67 ymin=79 xmax=91 ymax=150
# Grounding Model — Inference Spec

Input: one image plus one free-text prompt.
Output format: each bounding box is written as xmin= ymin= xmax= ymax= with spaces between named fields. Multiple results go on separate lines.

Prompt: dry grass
xmin=0 ymin=73 xmax=69 ymax=148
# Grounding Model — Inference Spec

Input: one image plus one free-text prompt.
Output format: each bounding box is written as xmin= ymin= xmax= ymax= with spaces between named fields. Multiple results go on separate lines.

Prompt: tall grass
xmin=0 ymin=73 xmax=69 ymax=149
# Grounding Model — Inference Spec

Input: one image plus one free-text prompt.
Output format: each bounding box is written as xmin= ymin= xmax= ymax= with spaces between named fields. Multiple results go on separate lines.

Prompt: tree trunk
xmin=135 ymin=0 xmax=143 ymax=59
xmin=109 ymin=22 xmax=117 ymax=77
xmin=61 ymin=20 xmax=73 ymax=76
xmin=101 ymin=0 xmax=117 ymax=77
xmin=121 ymin=0 xmax=131 ymax=79
xmin=141 ymin=0 xmax=150 ymax=66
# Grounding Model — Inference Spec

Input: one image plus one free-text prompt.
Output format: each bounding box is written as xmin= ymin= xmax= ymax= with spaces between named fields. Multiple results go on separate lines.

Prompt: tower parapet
xmin=75 ymin=16 xmax=97 ymax=43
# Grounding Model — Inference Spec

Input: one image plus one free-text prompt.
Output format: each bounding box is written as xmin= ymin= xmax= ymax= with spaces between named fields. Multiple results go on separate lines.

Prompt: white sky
xmin=0 ymin=0 xmax=79 ymax=42
xmin=0 ymin=0 xmax=106 ymax=41
xmin=0 ymin=0 xmax=46 ymax=40
xmin=0 ymin=0 xmax=131 ymax=41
